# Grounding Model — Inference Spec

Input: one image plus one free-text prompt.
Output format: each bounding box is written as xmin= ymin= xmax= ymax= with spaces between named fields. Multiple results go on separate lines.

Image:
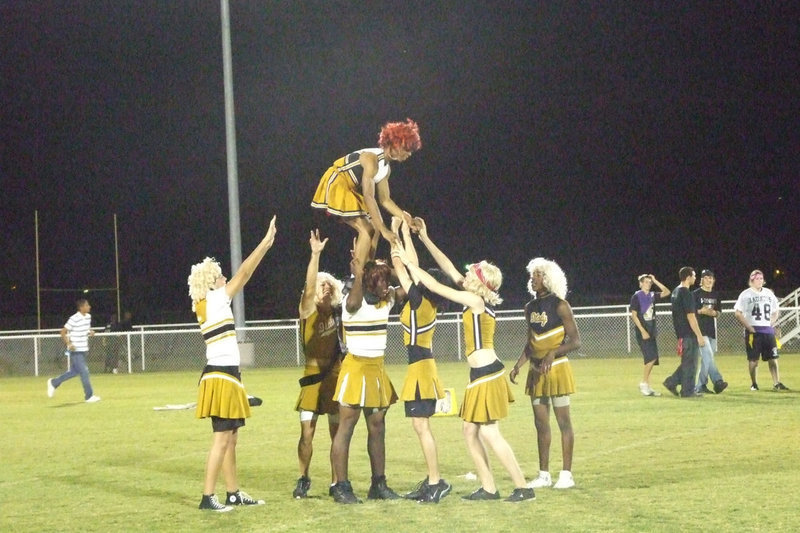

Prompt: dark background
xmin=2 ymin=1 xmax=798 ymax=328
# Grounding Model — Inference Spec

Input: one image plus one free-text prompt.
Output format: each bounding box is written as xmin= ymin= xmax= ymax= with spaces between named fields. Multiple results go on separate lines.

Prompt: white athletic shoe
xmin=47 ymin=379 xmax=55 ymax=398
xmin=553 ymin=470 xmax=575 ymax=489
xmin=86 ymin=395 xmax=101 ymax=403
xmin=639 ymin=382 xmax=651 ymax=396
xmin=646 ymin=385 xmax=661 ymax=397
xmin=527 ymin=471 xmax=552 ymax=489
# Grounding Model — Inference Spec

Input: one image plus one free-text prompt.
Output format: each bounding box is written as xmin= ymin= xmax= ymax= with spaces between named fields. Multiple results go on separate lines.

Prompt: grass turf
xmin=2 ymin=353 xmax=799 ymax=532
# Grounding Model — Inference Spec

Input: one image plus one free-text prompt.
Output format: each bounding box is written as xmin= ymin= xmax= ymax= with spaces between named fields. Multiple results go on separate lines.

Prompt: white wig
xmin=315 ymin=272 xmax=344 ymax=307
xmin=526 ymin=257 xmax=568 ymax=300
xmin=188 ymin=257 xmax=222 ymax=312
xmin=463 ymin=261 xmax=503 ymax=306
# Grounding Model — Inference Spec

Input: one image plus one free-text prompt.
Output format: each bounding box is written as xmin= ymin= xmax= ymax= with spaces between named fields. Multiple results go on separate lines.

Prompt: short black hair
xmin=678 ymin=267 xmax=695 ymax=281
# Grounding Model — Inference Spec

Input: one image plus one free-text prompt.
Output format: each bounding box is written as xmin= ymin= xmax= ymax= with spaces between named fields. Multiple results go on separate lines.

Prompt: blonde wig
xmin=463 ymin=261 xmax=503 ymax=306
xmin=315 ymin=272 xmax=344 ymax=307
xmin=188 ymin=257 xmax=222 ymax=312
xmin=526 ymin=257 xmax=568 ymax=300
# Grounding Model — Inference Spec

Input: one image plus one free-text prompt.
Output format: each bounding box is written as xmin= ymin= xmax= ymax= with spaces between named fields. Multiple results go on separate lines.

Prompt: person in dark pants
xmin=663 ymin=267 xmax=705 ymax=398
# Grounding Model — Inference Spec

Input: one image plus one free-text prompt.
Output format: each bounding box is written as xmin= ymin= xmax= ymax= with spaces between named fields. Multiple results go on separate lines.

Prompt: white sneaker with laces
xmin=646 ymin=385 xmax=661 ymax=397
xmin=47 ymin=379 xmax=56 ymax=398
xmin=553 ymin=470 xmax=575 ymax=489
xmin=639 ymin=383 xmax=650 ymax=396
xmin=527 ymin=471 xmax=552 ymax=489
xmin=86 ymin=395 xmax=101 ymax=403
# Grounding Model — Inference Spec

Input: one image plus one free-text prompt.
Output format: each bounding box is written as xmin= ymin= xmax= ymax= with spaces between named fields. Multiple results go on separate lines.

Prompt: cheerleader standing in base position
xmin=389 ymin=217 xmax=453 ymax=504
xmin=188 ymin=216 xmax=276 ymax=512
xmin=392 ymin=219 xmax=534 ymax=503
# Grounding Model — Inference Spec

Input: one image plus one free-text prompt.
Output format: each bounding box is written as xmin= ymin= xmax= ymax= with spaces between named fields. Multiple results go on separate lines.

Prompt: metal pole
xmin=35 ymin=210 xmax=41 ymax=331
xmin=114 ymin=213 xmax=121 ymax=318
xmin=220 ymin=0 xmax=245 ymax=335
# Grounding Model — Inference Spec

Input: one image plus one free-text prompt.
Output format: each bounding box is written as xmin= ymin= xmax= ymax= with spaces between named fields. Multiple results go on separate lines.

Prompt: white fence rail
xmin=2 ymin=302 xmax=797 ymax=377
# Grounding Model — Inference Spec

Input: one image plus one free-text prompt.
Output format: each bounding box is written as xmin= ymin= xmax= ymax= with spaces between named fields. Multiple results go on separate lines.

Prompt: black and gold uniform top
xmin=335 ymin=149 xmax=389 ymax=191
xmin=300 ymin=309 xmax=340 ymax=368
xmin=400 ymin=284 xmax=437 ymax=363
xmin=462 ymin=305 xmax=496 ymax=356
xmin=526 ymin=293 xmax=566 ymax=360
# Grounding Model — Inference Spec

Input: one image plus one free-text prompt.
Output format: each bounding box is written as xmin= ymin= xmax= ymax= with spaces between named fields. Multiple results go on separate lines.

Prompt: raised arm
xmin=226 ymin=215 xmax=277 ymax=299
xmin=299 ymin=229 xmax=328 ymax=319
xmin=650 ymin=275 xmax=670 ymax=298
xmin=414 ymin=217 xmax=464 ymax=285
xmin=393 ymin=243 xmax=483 ymax=311
xmin=345 ymin=239 xmax=367 ymax=314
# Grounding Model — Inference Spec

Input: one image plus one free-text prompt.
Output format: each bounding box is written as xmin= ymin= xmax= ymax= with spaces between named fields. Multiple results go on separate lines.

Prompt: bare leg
xmin=203 ymin=429 xmax=234 ymax=495
xmin=748 ymin=360 xmax=759 ymax=385
xmin=412 ymin=416 xmax=440 ymax=483
xmin=330 ymin=405 xmax=360 ymax=482
xmin=327 ymin=416 xmax=339 ymax=484
xmin=553 ymin=405 xmax=574 ymax=471
xmin=533 ymin=402 xmax=552 ymax=472
xmin=365 ymin=408 xmax=387 ymax=478
xmin=642 ymin=359 xmax=656 ymax=385
xmin=768 ymin=359 xmax=780 ymax=385
xmin=222 ymin=429 xmax=239 ymax=492
xmin=343 ymin=217 xmax=375 ymax=263
xmin=463 ymin=421 xmax=495 ymax=493
xmin=479 ymin=422 xmax=527 ymax=488
xmin=298 ymin=418 xmax=317 ymax=478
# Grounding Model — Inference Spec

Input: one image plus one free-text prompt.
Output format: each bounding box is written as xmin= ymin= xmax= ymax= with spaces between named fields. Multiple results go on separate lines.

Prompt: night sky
xmin=2 ymin=1 xmax=798 ymax=328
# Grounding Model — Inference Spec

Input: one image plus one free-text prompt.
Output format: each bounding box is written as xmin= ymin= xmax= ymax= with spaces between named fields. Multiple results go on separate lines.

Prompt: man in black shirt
xmin=693 ymin=270 xmax=727 ymax=394
xmin=663 ymin=267 xmax=706 ymax=398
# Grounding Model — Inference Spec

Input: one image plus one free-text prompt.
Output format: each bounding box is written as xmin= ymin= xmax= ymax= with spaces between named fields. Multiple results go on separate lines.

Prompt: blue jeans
xmin=52 ymin=351 xmax=94 ymax=400
xmin=696 ymin=336 xmax=722 ymax=391
xmin=665 ymin=336 xmax=699 ymax=396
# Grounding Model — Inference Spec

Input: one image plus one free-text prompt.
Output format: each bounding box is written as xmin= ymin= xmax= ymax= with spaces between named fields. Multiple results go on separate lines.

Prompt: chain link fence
xmin=2 ymin=303 xmax=796 ymax=377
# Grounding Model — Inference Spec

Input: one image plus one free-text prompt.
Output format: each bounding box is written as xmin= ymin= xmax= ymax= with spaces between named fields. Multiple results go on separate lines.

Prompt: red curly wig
xmin=378 ymin=118 xmax=422 ymax=152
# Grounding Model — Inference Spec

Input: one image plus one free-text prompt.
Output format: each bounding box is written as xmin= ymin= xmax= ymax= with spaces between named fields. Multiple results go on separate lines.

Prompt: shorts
xmin=525 ymin=356 xmax=576 ymax=398
xmin=404 ymin=398 xmax=437 ymax=418
xmin=635 ymin=336 xmax=659 ymax=365
xmin=745 ymin=332 xmax=778 ymax=362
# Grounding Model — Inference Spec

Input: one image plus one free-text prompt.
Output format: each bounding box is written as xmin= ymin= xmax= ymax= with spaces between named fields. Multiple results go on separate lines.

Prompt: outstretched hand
xmin=258 ymin=215 xmax=277 ymax=248
xmin=309 ymin=229 xmax=328 ymax=254
xmin=413 ymin=216 xmax=428 ymax=238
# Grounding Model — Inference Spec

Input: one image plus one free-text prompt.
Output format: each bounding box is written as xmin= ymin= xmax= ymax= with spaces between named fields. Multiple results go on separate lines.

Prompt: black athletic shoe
xmin=226 ymin=490 xmax=264 ymax=505
xmin=504 ymin=487 xmax=535 ymax=502
xmin=331 ymin=480 xmax=362 ymax=504
xmin=199 ymin=494 xmax=233 ymax=512
xmin=367 ymin=475 xmax=400 ymax=500
xmin=419 ymin=479 xmax=452 ymax=504
xmin=713 ymin=380 xmax=729 ymax=394
xmin=750 ymin=383 xmax=759 ymax=391
xmin=462 ymin=487 xmax=500 ymax=501
xmin=404 ymin=477 xmax=429 ymax=500
xmin=699 ymin=385 xmax=714 ymax=394
xmin=663 ymin=379 xmax=679 ymax=397
xmin=292 ymin=476 xmax=311 ymax=499
xmin=774 ymin=382 xmax=790 ymax=391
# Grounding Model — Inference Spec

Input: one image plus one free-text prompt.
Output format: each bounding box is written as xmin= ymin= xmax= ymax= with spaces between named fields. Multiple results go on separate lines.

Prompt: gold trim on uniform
xmin=196 ymin=371 xmax=251 ymax=419
xmin=460 ymin=366 xmax=514 ymax=423
xmin=334 ymin=353 xmax=397 ymax=408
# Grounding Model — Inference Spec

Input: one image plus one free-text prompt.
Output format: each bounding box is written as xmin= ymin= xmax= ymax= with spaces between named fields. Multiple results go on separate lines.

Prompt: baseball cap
xmin=700 ymin=269 xmax=715 ymax=278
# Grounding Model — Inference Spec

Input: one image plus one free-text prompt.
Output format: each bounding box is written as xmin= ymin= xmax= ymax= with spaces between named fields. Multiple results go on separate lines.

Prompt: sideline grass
xmin=2 ymin=353 xmax=799 ymax=532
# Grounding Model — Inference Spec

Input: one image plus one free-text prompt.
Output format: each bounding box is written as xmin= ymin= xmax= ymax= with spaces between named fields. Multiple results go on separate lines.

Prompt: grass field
xmin=3 ymin=353 xmax=799 ymax=532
